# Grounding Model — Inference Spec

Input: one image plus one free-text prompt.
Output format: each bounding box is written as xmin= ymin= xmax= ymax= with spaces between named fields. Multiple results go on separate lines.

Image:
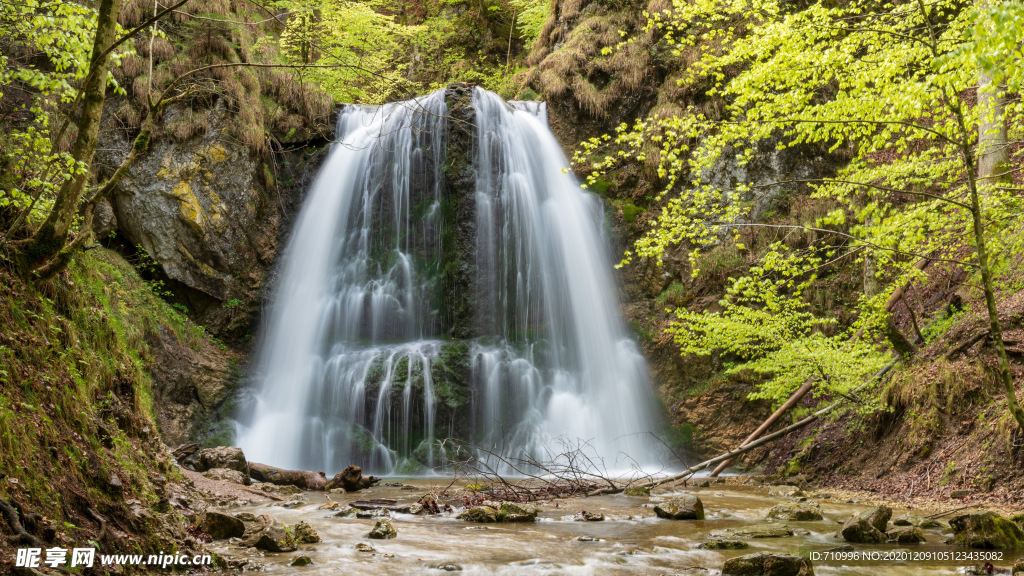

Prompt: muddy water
xmin=213 ymin=479 xmax=1008 ymax=575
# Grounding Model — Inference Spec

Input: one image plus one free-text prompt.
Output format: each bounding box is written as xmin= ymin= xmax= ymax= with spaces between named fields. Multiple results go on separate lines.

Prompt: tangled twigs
xmin=0 ymin=495 xmax=42 ymax=547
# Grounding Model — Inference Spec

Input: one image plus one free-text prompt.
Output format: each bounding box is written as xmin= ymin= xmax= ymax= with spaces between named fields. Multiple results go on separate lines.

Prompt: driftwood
xmin=324 ymin=465 xmax=379 ymax=492
xmin=249 ymin=462 xmax=328 ymax=490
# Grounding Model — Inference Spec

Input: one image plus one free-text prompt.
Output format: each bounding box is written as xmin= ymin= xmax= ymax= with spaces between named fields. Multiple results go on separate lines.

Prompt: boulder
xmin=203 ymin=467 xmax=249 ymax=485
xmin=886 ymin=526 xmax=925 ymax=544
xmin=840 ymin=506 xmax=891 ymax=544
xmin=244 ymin=519 xmax=296 ymax=552
xmin=194 ymin=446 xmax=248 ymax=474
xmin=293 ymin=521 xmax=321 ymax=544
xmin=355 ymin=543 xmax=376 ymax=552
xmin=196 ymin=512 xmax=245 ymax=540
xmin=289 ymin=556 xmax=312 ymax=567
xmin=699 ymin=539 xmax=749 ymax=550
xmin=458 ymin=506 xmax=499 ymax=523
xmin=949 ymin=512 xmax=1024 ymax=549
xmin=249 ymin=462 xmax=327 ymax=490
xmin=574 ymin=511 xmax=605 ymax=522
xmin=766 ymin=502 xmax=823 ymax=521
xmin=325 ymin=465 xmax=380 ymax=492
xmin=498 ymin=501 xmax=539 ymax=522
xmin=722 ymin=552 xmax=814 ymax=576
xmin=368 ymin=519 xmax=397 ymax=539
xmin=653 ymin=495 xmax=705 ymax=520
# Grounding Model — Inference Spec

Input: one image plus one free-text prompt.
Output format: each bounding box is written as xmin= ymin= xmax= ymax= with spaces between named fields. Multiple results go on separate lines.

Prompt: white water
xmin=236 ymin=87 xmax=660 ymax=474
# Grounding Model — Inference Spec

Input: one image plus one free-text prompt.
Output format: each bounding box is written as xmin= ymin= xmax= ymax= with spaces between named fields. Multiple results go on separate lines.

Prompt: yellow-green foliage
xmin=0 ymin=248 xmax=207 ymax=538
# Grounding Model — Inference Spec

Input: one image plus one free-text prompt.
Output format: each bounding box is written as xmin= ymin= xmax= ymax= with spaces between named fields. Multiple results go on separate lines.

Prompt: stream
xmin=210 ymin=478 xmax=998 ymax=575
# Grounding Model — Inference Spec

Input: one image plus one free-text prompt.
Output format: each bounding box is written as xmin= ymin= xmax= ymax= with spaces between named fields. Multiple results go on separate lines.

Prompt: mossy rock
xmin=623 ymin=486 xmax=651 ymax=497
xmin=840 ymin=506 xmax=891 ymax=544
xmin=950 ymin=511 xmax=1024 ymax=549
xmin=368 ymin=519 xmax=398 ymax=539
xmin=289 ymin=555 xmax=312 ymax=567
xmin=498 ymin=501 xmax=539 ymax=522
xmin=722 ymin=552 xmax=814 ymax=576
xmin=886 ymin=526 xmax=926 ymax=544
xmin=458 ymin=506 xmax=499 ymax=523
xmin=654 ymin=495 xmax=705 ymax=520
xmin=699 ymin=539 xmax=749 ymax=550
xmin=766 ymin=502 xmax=823 ymax=522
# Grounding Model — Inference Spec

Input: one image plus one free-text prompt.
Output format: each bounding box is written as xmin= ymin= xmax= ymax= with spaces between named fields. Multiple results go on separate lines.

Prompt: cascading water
xmin=236 ymin=86 xmax=661 ymax=475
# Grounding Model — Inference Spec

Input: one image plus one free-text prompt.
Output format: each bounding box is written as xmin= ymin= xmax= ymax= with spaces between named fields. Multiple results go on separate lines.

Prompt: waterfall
xmin=235 ymin=86 xmax=660 ymax=475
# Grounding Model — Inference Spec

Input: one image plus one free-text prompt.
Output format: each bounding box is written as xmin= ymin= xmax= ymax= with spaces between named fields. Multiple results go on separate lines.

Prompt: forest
xmin=2 ymin=0 xmax=1024 ymax=574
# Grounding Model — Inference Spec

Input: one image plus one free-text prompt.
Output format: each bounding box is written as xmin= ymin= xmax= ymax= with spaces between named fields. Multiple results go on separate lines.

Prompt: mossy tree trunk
xmin=21 ymin=0 xmax=123 ymax=274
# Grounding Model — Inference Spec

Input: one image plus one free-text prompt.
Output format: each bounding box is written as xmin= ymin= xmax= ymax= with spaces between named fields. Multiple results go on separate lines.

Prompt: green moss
xmin=620 ymin=200 xmax=641 ymax=224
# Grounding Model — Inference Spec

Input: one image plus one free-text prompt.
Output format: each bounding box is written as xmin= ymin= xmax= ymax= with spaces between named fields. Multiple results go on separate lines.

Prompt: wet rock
xmin=699 ymin=539 xmax=749 ymax=550
xmin=949 ymin=511 xmax=1024 ymax=549
xmin=355 ymin=543 xmax=376 ymax=552
xmin=431 ymin=564 xmax=464 ymax=571
xmin=244 ymin=519 xmax=296 ymax=552
xmin=458 ymin=506 xmax=498 ymax=523
xmin=235 ymin=512 xmax=257 ymax=521
xmin=716 ymin=524 xmax=795 ymax=538
xmin=721 ymin=552 xmax=813 ymax=576
xmin=574 ymin=511 xmax=605 ymax=521
xmin=766 ymin=502 xmax=822 ymax=521
xmin=768 ymin=485 xmax=804 ymax=498
xmin=325 ymin=465 xmax=380 ymax=492
xmin=349 ymin=498 xmax=411 ymax=513
xmin=498 ymin=501 xmax=539 ymax=522
xmin=194 ymin=446 xmax=248 ymax=474
xmin=623 ymin=486 xmax=651 ymax=497
xmin=892 ymin=512 xmax=941 ymax=529
xmin=409 ymin=503 xmax=424 ymax=515
xmin=840 ymin=506 xmax=891 ymax=544
xmin=654 ymin=495 xmax=705 ymax=520
xmin=886 ymin=526 xmax=925 ymax=544
xmin=823 ymin=545 xmax=854 ymax=553
xmin=289 ymin=555 xmax=312 ymax=567
xmin=577 ymin=536 xmax=601 ymax=542
xmin=203 ymin=467 xmax=249 ymax=485
xmin=249 ymin=462 xmax=327 ymax=490
xmin=251 ymin=481 xmax=304 ymax=495
xmin=334 ymin=508 xmax=357 ymax=518
xmin=293 ymin=521 xmax=321 ymax=544
xmin=368 ymin=519 xmax=397 ymax=539
xmin=196 ymin=512 xmax=245 ymax=540
xmin=318 ymin=501 xmax=341 ymax=511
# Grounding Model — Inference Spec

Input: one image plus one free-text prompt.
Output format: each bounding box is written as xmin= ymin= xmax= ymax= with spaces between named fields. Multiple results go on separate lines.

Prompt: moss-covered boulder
xmin=498 ymin=502 xmax=539 ymax=522
xmin=368 ymin=519 xmax=398 ymax=539
xmin=699 ymin=539 xmax=749 ymax=550
xmin=886 ymin=526 xmax=925 ymax=544
xmin=244 ymin=520 xmax=296 ymax=552
xmin=458 ymin=506 xmax=499 ymax=523
xmin=841 ymin=506 xmax=891 ymax=544
xmin=949 ymin=512 xmax=1024 ymax=549
xmin=293 ymin=521 xmax=321 ymax=544
xmin=654 ymin=495 xmax=705 ymax=520
xmin=766 ymin=502 xmax=823 ymax=521
xmin=722 ymin=552 xmax=814 ymax=576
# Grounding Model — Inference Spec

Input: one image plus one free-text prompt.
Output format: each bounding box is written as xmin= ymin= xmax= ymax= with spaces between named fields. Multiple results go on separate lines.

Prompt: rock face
xmin=324 ymin=465 xmax=380 ymax=492
xmin=949 ymin=512 xmax=1024 ymax=549
xmin=368 ymin=519 xmax=397 ymax=539
xmin=146 ymin=325 xmax=238 ymax=446
xmin=196 ymin=512 xmax=244 ymax=540
xmin=841 ymin=506 xmax=891 ymax=544
xmin=766 ymin=502 xmax=823 ymax=521
xmin=653 ymin=495 xmax=705 ymax=520
xmin=722 ymin=552 xmax=814 ymax=576
xmin=101 ymin=106 xmax=284 ymax=338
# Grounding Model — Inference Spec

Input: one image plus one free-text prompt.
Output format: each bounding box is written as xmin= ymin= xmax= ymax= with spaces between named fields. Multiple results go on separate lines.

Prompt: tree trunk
xmin=977 ymin=6 xmax=1009 ymax=181
xmin=21 ymin=0 xmax=122 ymax=270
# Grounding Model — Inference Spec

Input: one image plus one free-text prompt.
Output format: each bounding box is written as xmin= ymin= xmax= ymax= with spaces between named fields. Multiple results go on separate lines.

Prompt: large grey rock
xmin=653 ymin=495 xmax=705 ymax=520
xmin=840 ymin=506 xmax=891 ymax=544
xmin=244 ymin=518 xmax=296 ymax=552
xmin=293 ymin=521 xmax=321 ymax=544
xmin=949 ymin=511 xmax=1024 ymax=549
xmin=722 ymin=552 xmax=814 ymax=576
xmin=194 ymin=446 xmax=247 ymax=473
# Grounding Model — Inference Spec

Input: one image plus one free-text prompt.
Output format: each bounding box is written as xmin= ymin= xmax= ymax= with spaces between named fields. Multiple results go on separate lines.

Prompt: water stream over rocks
xmin=235 ymin=86 xmax=660 ymax=475
xmin=210 ymin=479 xmax=993 ymax=575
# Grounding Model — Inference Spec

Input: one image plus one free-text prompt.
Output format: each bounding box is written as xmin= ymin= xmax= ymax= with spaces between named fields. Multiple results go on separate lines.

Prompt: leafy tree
xmin=580 ymin=0 xmax=1024 ymax=426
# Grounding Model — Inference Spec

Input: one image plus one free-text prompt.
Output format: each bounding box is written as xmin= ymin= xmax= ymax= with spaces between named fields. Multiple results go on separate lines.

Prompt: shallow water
xmin=212 ymin=479 xmax=1011 ymax=575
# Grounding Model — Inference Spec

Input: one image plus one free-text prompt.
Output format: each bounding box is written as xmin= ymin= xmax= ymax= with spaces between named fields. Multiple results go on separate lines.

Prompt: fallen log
xmin=249 ymin=462 xmax=327 ymax=490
